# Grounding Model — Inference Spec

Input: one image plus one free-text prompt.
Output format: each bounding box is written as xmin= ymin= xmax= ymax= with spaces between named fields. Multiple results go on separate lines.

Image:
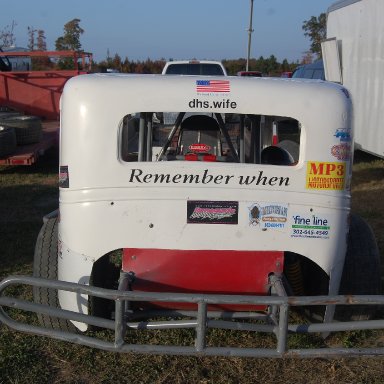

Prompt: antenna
xmin=246 ymin=0 xmax=254 ymax=71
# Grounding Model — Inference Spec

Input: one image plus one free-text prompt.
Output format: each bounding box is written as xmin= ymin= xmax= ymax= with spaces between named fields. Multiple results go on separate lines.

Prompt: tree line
xmin=95 ymin=55 xmax=298 ymax=76
xmin=1 ymin=15 xmax=326 ymax=76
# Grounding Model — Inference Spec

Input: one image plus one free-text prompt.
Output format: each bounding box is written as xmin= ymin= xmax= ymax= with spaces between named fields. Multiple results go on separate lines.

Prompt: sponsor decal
xmin=129 ymin=168 xmax=290 ymax=188
xmin=249 ymin=203 xmax=288 ymax=230
xmin=249 ymin=204 xmax=261 ymax=225
xmin=334 ymin=128 xmax=351 ymax=142
xmin=196 ymin=80 xmax=230 ymax=94
xmin=189 ymin=143 xmax=211 ymax=153
xmin=59 ymin=165 xmax=69 ymax=188
xmin=187 ymin=201 xmax=238 ymax=224
xmin=291 ymin=213 xmax=331 ymax=239
xmin=331 ymin=143 xmax=351 ymax=160
xmin=188 ymin=98 xmax=237 ymax=110
xmin=306 ymin=161 xmax=345 ymax=190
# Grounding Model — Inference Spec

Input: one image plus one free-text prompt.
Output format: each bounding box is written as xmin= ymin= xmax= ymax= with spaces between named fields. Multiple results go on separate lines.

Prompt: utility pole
xmin=246 ymin=0 xmax=254 ymax=71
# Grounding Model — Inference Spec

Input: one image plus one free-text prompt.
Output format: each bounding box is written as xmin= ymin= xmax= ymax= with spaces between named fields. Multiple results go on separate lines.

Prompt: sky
xmin=0 ymin=0 xmax=338 ymax=63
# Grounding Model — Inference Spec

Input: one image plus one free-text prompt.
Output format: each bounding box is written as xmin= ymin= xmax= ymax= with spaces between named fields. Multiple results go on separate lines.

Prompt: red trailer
xmin=0 ymin=50 xmax=92 ymax=165
xmin=0 ymin=50 xmax=92 ymax=120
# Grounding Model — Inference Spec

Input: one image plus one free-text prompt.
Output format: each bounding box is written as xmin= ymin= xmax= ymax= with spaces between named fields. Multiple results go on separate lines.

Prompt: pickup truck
xmin=162 ymin=60 xmax=227 ymax=76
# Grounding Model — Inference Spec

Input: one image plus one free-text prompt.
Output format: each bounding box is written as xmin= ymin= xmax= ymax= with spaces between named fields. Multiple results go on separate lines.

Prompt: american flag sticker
xmin=196 ymin=80 xmax=230 ymax=93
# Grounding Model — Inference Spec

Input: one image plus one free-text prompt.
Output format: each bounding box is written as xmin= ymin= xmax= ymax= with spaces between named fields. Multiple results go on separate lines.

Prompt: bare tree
xmin=37 ymin=30 xmax=47 ymax=51
xmin=0 ymin=21 xmax=17 ymax=47
xmin=28 ymin=26 xmax=37 ymax=50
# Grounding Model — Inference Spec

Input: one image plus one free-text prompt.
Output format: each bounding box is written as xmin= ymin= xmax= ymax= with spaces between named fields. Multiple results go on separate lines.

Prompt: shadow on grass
xmin=0 ymin=182 xmax=58 ymax=277
xmin=352 ymin=151 xmax=384 ymax=183
xmin=0 ymin=221 xmax=43 ymax=276
xmin=0 ymin=184 xmax=58 ymax=223
xmin=352 ymin=166 xmax=384 ymax=185
xmin=353 ymin=149 xmax=383 ymax=165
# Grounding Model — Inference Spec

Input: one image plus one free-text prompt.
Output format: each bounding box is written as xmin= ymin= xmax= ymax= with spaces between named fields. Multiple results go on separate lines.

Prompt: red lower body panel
xmin=122 ymin=248 xmax=284 ymax=311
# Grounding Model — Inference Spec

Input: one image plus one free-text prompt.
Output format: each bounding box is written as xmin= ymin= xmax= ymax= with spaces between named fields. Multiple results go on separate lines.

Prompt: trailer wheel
xmin=335 ymin=214 xmax=382 ymax=321
xmin=33 ymin=213 xmax=75 ymax=331
xmin=0 ymin=116 xmax=42 ymax=145
xmin=0 ymin=126 xmax=17 ymax=157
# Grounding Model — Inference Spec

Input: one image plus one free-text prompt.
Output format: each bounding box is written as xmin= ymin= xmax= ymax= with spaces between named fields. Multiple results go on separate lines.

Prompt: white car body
xmin=58 ymin=73 xmax=352 ymax=330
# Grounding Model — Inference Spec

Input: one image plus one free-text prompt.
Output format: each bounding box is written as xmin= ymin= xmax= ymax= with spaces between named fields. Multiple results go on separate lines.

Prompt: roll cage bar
xmin=1 ymin=273 xmax=384 ymax=358
xmin=136 ymin=112 xmax=264 ymax=163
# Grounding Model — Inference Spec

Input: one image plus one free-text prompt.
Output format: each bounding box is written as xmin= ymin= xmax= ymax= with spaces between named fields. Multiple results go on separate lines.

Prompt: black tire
xmin=335 ymin=214 xmax=382 ymax=321
xmin=0 ymin=126 xmax=17 ymax=157
xmin=33 ymin=213 xmax=75 ymax=331
xmin=0 ymin=115 xmax=42 ymax=145
xmin=0 ymin=112 xmax=22 ymax=119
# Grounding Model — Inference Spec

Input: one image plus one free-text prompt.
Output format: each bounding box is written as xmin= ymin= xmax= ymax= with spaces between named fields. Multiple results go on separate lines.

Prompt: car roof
xmin=164 ymin=60 xmax=224 ymax=65
xmin=292 ymin=60 xmax=325 ymax=80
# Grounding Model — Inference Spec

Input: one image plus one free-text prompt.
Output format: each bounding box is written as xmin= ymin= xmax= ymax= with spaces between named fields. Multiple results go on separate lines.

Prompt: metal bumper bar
xmin=1 ymin=273 xmax=384 ymax=358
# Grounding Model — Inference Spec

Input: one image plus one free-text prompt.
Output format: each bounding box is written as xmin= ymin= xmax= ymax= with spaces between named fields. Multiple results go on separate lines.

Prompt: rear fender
xmin=58 ymin=239 xmax=94 ymax=331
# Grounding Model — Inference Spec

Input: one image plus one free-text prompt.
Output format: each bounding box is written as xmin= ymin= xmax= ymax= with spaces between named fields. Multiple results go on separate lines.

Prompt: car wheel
xmin=33 ymin=212 xmax=76 ymax=331
xmin=334 ymin=214 xmax=382 ymax=321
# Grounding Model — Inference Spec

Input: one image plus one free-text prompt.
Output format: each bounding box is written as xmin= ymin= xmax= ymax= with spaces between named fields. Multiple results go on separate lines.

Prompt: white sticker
xmin=249 ymin=203 xmax=288 ymax=231
xmin=291 ymin=213 xmax=331 ymax=239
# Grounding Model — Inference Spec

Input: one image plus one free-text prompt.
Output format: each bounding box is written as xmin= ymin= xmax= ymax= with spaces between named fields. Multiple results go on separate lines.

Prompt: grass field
xmin=1 ymin=148 xmax=384 ymax=384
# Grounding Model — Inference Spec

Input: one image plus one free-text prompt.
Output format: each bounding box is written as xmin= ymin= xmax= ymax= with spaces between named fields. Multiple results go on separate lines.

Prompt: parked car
xmin=280 ymin=71 xmax=293 ymax=78
xmin=237 ymin=71 xmax=262 ymax=77
xmin=162 ymin=60 xmax=227 ymax=124
xmin=292 ymin=60 xmax=325 ymax=80
xmin=162 ymin=60 xmax=227 ymax=76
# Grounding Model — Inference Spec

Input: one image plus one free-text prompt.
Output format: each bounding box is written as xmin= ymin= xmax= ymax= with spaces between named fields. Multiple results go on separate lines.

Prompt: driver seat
xmin=177 ymin=115 xmax=222 ymax=156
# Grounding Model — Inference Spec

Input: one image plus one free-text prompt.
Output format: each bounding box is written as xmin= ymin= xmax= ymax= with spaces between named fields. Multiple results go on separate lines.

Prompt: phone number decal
xmin=291 ymin=214 xmax=331 ymax=239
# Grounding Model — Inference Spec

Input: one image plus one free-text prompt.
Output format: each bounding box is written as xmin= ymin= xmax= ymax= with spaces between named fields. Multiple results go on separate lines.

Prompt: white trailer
xmin=322 ymin=0 xmax=384 ymax=158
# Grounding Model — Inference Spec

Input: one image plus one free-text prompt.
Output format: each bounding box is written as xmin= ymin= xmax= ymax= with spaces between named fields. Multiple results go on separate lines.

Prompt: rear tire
xmin=0 ymin=116 xmax=42 ymax=145
xmin=33 ymin=212 xmax=75 ymax=331
xmin=335 ymin=214 xmax=382 ymax=321
xmin=0 ymin=126 xmax=17 ymax=157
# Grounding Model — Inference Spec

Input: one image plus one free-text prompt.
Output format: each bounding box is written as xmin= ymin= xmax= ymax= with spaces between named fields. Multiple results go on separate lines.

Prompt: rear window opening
xmin=120 ymin=112 xmax=301 ymax=165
